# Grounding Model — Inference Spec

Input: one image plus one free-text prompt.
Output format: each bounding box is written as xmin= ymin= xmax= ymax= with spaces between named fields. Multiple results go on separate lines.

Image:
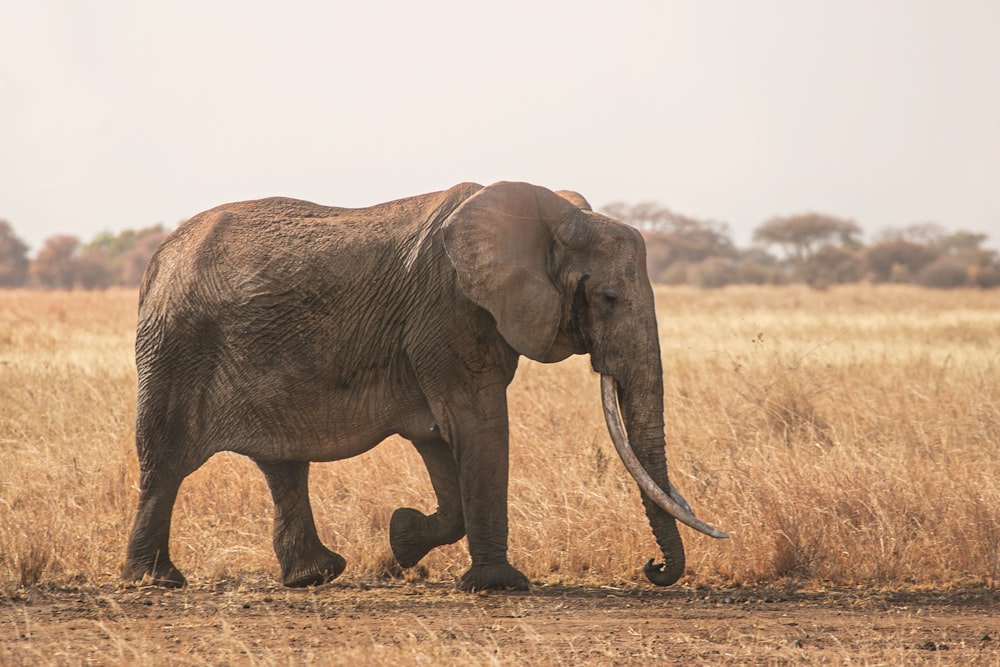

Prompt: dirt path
xmin=2 ymin=582 xmax=998 ymax=665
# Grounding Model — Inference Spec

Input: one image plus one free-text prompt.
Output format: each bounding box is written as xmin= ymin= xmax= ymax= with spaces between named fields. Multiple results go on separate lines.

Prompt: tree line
xmin=0 ymin=221 xmax=169 ymax=289
xmin=603 ymin=202 xmax=999 ymax=289
xmin=1 ymin=207 xmax=997 ymax=289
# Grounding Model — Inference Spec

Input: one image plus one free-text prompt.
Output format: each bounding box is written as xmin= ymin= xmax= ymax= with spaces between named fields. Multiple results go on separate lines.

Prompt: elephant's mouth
xmin=600 ymin=375 xmax=729 ymax=539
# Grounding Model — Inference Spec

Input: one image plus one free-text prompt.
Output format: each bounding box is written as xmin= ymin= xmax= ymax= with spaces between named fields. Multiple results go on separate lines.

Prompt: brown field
xmin=1 ymin=285 xmax=999 ymax=664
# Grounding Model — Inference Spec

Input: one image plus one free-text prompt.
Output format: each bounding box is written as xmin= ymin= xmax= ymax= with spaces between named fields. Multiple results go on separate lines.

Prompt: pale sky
xmin=3 ymin=0 xmax=999 ymax=254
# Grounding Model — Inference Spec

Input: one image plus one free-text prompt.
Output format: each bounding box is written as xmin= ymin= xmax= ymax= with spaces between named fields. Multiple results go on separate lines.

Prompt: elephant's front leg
xmin=453 ymin=420 xmax=529 ymax=592
xmin=390 ymin=437 xmax=466 ymax=567
xmin=256 ymin=460 xmax=346 ymax=587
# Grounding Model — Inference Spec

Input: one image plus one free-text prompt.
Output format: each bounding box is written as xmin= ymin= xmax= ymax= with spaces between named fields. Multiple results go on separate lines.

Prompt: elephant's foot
xmin=389 ymin=507 xmax=464 ymax=568
xmin=389 ymin=508 xmax=435 ymax=567
xmin=122 ymin=558 xmax=187 ymax=588
xmin=279 ymin=545 xmax=346 ymax=588
xmin=459 ymin=563 xmax=529 ymax=592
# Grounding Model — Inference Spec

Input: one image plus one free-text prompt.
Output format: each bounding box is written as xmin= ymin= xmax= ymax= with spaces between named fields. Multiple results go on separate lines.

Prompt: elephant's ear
xmin=555 ymin=190 xmax=592 ymax=211
xmin=443 ymin=181 xmax=579 ymax=361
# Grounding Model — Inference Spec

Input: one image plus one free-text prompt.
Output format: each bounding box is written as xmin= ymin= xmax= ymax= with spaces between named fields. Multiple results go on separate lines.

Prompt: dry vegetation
xmin=1 ymin=285 xmax=998 ymax=664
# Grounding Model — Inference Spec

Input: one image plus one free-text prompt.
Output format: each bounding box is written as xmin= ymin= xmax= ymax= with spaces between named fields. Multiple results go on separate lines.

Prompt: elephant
xmin=122 ymin=181 xmax=727 ymax=592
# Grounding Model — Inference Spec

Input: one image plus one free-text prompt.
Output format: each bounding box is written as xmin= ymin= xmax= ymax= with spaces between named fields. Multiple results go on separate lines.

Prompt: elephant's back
xmin=140 ymin=197 xmax=375 ymax=304
xmin=155 ymin=197 xmax=356 ymax=265
xmin=137 ymin=184 xmax=482 ymax=325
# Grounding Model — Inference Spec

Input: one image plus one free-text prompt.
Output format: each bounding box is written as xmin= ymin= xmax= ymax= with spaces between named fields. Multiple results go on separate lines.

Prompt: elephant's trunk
xmin=600 ymin=374 xmax=728 ymax=586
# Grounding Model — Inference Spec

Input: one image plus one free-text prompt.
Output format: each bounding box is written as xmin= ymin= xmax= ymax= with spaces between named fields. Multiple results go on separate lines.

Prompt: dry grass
xmin=1 ymin=285 xmax=998 ymax=596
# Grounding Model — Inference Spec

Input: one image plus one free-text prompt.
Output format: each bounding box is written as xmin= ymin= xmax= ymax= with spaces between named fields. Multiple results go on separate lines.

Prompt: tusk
xmin=669 ymin=484 xmax=692 ymax=515
xmin=600 ymin=375 xmax=729 ymax=539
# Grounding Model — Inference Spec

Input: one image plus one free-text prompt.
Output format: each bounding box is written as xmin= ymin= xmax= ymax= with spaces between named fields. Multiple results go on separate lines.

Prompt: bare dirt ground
xmin=2 ymin=580 xmax=998 ymax=665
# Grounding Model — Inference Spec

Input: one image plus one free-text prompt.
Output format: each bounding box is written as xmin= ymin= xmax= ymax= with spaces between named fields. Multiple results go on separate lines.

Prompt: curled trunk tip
xmin=644 ymin=558 xmax=683 ymax=587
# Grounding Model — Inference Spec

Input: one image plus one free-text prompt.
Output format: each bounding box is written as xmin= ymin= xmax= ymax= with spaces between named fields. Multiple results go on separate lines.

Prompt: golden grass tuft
xmin=1 ymin=285 xmax=998 ymax=596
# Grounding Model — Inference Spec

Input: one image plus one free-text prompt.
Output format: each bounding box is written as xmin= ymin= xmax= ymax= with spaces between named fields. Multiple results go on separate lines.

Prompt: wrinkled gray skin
xmin=123 ymin=181 xmax=703 ymax=591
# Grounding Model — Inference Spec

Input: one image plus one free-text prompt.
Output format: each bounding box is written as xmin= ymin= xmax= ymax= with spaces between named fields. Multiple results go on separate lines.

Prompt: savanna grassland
xmin=1 ymin=285 xmax=999 ymax=665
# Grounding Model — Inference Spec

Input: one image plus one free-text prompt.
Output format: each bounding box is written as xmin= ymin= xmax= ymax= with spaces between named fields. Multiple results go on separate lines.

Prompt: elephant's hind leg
xmin=390 ymin=438 xmax=466 ymax=567
xmin=123 ymin=470 xmax=187 ymax=587
xmin=256 ymin=460 xmax=346 ymax=587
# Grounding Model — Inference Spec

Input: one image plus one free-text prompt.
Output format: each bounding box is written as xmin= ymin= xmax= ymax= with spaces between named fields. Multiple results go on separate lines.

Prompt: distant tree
xmin=75 ymin=247 xmax=116 ymax=289
xmin=735 ymin=248 xmax=785 ymax=285
xmin=869 ymin=226 xmax=999 ymax=287
xmin=917 ymin=256 xmax=970 ymax=288
xmin=801 ymin=246 xmax=865 ymax=287
xmin=120 ymin=229 xmax=169 ymax=286
xmin=688 ymin=257 xmax=738 ymax=288
xmin=863 ymin=240 xmax=941 ymax=283
xmin=935 ymin=230 xmax=988 ymax=255
xmin=83 ymin=224 xmax=169 ymax=287
xmin=934 ymin=231 xmax=999 ymax=288
xmin=0 ymin=219 xmax=30 ymax=287
xmin=875 ymin=222 xmax=947 ymax=245
xmin=664 ymin=217 xmax=735 ymax=263
xmin=970 ymin=253 xmax=1000 ymax=288
xmin=86 ymin=224 xmax=165 ymax=258
xmin=753 ymin=213 xmax=862 ymax=266
xmin=640 ymin=230 xmax=677 ymax=283
xmin=31 ymin=235 xmax=80 ymax=289
xmin=603 ymin=202 xmax=734 ymax=283
xmin=602 ymin=201 xmax=676 ymax=231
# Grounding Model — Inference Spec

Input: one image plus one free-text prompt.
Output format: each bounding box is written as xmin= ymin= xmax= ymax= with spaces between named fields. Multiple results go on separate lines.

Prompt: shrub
xmin=917 ymin=256 xmax=970 ymax=288
xmin=655 ymin=260 xmax=690 ymax=285
xmin=0 ymin=220 xmax=30 ymax=287
xmin=865 ymin=240 xmax=940 ymax=283
xmin=642 ymin=231 xmax=675 ymax=284
xmin=802 ymin=246 xmax=864 ymax=286
xmin=75 ymin=248 xmax=116 ymax=289
xmin=690 ymin=257 xmax=737 ymax=288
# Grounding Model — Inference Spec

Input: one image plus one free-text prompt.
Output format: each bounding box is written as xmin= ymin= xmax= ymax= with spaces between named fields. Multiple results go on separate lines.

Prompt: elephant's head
xmin=443 ymin=181 xmax=727 ymax=586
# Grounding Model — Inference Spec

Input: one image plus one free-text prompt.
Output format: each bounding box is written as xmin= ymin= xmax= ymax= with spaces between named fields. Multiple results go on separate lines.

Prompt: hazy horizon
xmin=3 ymin=1 xmax=998 ymax=254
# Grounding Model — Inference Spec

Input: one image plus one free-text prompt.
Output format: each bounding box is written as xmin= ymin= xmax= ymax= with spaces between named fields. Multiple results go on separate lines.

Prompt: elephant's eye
xmin=602 ymin=288 xmax=620 ymax=304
